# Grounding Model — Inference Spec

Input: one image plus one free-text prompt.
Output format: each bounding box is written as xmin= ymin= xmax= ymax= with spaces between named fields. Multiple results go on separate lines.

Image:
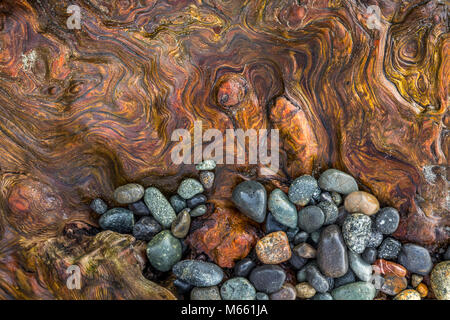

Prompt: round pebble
xmin=191 ymin=286 xmax=221 ymax=300
xmin=255 ymin=231 xmax=292 ymax=264
xmin=378 ymin=237 xmax=402 ymax=260
xmin=366 ymin=227 xmax=384 ymax=248
xmin=249 ymin=265 xmax=286 ymax=294
xmin=190 ymin=204 xmax=207 ymax=217
xmin=298 ymin=206 xmax=325 ymax=233
xmin=380 ymin=274 xmax=408 ymax=296
xmin=132 ymin=216 xmax=162 ymax=241
xmin=296 ymin=282 xmax=316 ymax=299
xmin=268 ymin=188 xmax=298 ymax=228
xmin=114 ymin=183 xmax=144 ymax=204
xmin=416 ymin=283 xmax=428 ymax=298
xmin=293 ymin=242 xmax=316 ymax=259
xmin=288 ymin=175 xmax=319 ymax=206
xmin=393 ymin=289 xmax=421 ymax=300
xmin=234 ymin=258 xmax=256 ymax=278
xmin=397 ymin=243 xmax=432 ymax=276
xmin=144 ymin=187 xmax=176 ymax=228
xmin=199 ymin=171 xmax=215 ymax=189
xmin=344 ymin=191 xmax=379 ymax=216
xmin=172 ymin=260 xmax=224 ymax=287
xmin=342 ymin=213 xmax=372 ymax=254
xmin=171 ymin=208 xmax=191 ymax=238
xmin=318 ymin=169 xmax=358 ymax=195
xmin=90 ymin=198 xmax=107 ymax=214
xmin=232 ymin=180 xmax=267 ymax=223
xmin=99 ymin=208 xmax=134 ymax=233
xmin=375 ymin=207 xmax=400 ymax=234
xmin=220 ymin=277 xmax=256 ymax=300
xmin=178 ymin=178 xmax=204 ymax=199
xmin=361 ymin=247 xmax=377 ymax=264
xmin=146 ymin=230 xmax=181 ymax=272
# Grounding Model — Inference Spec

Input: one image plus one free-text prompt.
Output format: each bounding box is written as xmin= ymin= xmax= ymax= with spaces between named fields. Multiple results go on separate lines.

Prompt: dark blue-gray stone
xmin=320 ymin=192 xmax=333 ymax=203
xmin=90 ymin=198 xmax=107 ymax=214
xmin=128 ymin=200 xmax=150 ymax=216
xmin=144 ymin=187 xmax=176 ymax=228
xmin=298 ymin=206 xmax=325 ymax=233
xmin=397 ymin=243 xmax=433 ymax=275
xmin=342 ymin=213 xmax=372 ymax=254
xmin=286 ymin=227 xmax=299 ymax=241
xmin=99 ymin=208 xmax=134 ymax=233
xmin=232 ymin=180 xmax=267 ymax=223
xmin=268 ymin=188 xmax=297 ymax=228
xmin=293 ymin=231 xmax=309 ymax=245
xmin=375 ymin=207 xmax=400 ymax=235
xmin=310 ymin=230 xmax=321 ymax=244
xmin=177 ymin=178 xmax=204 ymax=200
xmin=256 ymin=292 xmax=269 ymax=300
xmin=265 ymin=212 xmax=288 ymax=233
xmin=220 ymin=277 xmax=256 ymax=300
xmin=249 ymin=265 xmax=286 ymax=294
xmin=169 ymin=195 xmax=187 ymax=213
xmin=234 ymin=258 xmax=256 ymax=277
xmin=313 ymin=293 xmax=333 ymax=300
xmin=334 ymin=269 xmax=356 ymax=288
xmin=318 ymin=200 xmax=339 ymax=225
xmin=132 ymin=216 xmax=162 ymax=241
xmin=190 ymin=204 xmax=207 ymax=217
xmin=317 ymin=224 xmax=348 ymax=278
xmin=318 ymin=169 xmax=358 ymax=195
xmin=173 ymin=260 xmax=224 ymax=287
xmin=378 ymin=237 xmax=402 ymax=260
xmin=306 ymin=264 xmax=330 ymax=293
xmin=361 ymin=247 xmax=377 ymax=264
xmin=186 ymin=194 xmax=207 ymax=208
xmin=174 ymin=279 xmax=193 ymax=294
xmin=113 ymin=183 xmax=145 ymax=204
xmin=335 ymin=206 xmax=349 ymax=226
xmin=146 ymin=230 xmax=181 ymax=272
xmin=288 ymin=175 xmax=319 ymax=206
xmin=289 ymin=251 xmax=308 ymax=270
xmin=297 ymin=261 xmax=317 ymax=282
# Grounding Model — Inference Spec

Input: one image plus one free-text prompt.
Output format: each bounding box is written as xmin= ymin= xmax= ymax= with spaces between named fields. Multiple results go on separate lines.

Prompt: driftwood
xmin=0 ymin=0 xmax=448 ymax=299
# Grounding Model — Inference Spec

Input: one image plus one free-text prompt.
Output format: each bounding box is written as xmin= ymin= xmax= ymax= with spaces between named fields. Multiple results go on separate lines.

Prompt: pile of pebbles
xmin=90 ymin=167 xmax=449 ymax=300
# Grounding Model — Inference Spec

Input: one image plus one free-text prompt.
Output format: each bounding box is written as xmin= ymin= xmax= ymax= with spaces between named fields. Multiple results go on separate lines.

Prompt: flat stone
xmin=331 ymin=282 xmax=376 ymax=300
xmin=411 ymin=274 xmax=423 ymax=288
xmin=190 ymin=286 xmax=221 ymax=300
xmin=293 ymin=242 xmax=316 ymax=259
xmin=146 ymin=230 xmax=181 ymax=272
xmin=318 ymin=200 xmax=339 ymax=225
xmin=344 ymin=191 xmax=379 ymax=216
xmin=288 ymin=175 xmax=319 ymax=206
xmin=171 ymin=208 xmax=191 ymax=238
xmin=113 ymin=183 xmax=144 ymax=204
xmin=270 ymin=283 xmax=296 ymax=300
xmin=256 ymin=292 xmax=269 ymax=300
xmin=128 ymin=200 xmax=150 ymax=216
xmin=375 ymin=207 xmax=400 ymax=234
xmin=249 ymin=265 xmax=286 ymax=294
xmin=380 ymin=274 xmax=407 ymax=296
xmin=199 ymin=171 xmax=215 ymax=189
xmin=144 ymin=187 xmax=176 ymax=228
xmin=312 ymin=293 xmax=333 ymax=300
xmin=190 ymin=204 xmax=207 ymax=217
xmin=378 ymin=237 xmax=402 ymax=260
xmin=334 ymin=269 xmax=356 ymax=288
xmin=169 ymin=195 xmax=187 ymax=213
xmin=361 ymin=247 xmax=377 ymax=264
xmin=99 ymin=208 xmax=134 ymax=233
xmin=318 ymin=169 xmax=358 ymax=195
xmin=306 ymin=264 xmax=330 ymax=293
xmin=132 ymin=216 xmax=162 ymax=241
xmin=220 ymin=277 xmax=256 ymax=300
xmin=172 ymin=260 xmax=224 ymax=287
xmin=177 ymin=178 xmax=204 ymax=199
xmin=342 ymin=213 xmax=372 ymax=254
xmin=255 ymin=231 xmax=291 ymax=264
xmin=295 ymin=282 xmax=316 ymax=299
xmin=268 ymin=188 xmax=297 ymax=228
xmin=366 ymin=227 xmax=383 ymax=248
xmin=348 ymin=251 xmax=373 ymax=282
xmin=232 ymin=180 xmax=267 ymax=223
xmin=234 ymin=258 xmax=256 ymax=277
xmin=397 ymin=243 xmax=432 ymax=276
xmin=317 ymin=224 xmax=348 ymax=278
xmin=90 ymin=198 xmax=107 ymax=214
xmin=393 ymin=289 xmax=421 ymax=300
xmin=195 ymin=159 xmax=216 ymax=170
xmin=186 ymin=194 xmax=207 ymax=208
xmin=298 ymin=206 xmax=325 ymax=233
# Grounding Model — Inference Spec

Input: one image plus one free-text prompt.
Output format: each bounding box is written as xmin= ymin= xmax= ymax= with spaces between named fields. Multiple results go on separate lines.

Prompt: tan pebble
xmin=344 ymin=191 xmax=379 ymax=216
xmin=394 ymin=289 xmax=421 ymax=300
xmin=416 ymin=283 xmax=428 ymax=298
xmin=411 ymin=274 xmax=423 ymax=288
xmin=296 ymin=282 xmax=316 ymax=299
xmin=430 ymin=261 xmax=450 ymax=300
xmin=293 ymin=242 xmax=316 ymax=259
xmin=255 ymin=231 xmax=291 ymax=264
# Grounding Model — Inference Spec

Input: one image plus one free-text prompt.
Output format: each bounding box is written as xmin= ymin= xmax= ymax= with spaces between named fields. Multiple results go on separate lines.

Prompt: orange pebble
xmin=373 ymin=259 xmax=407 ymax=277
xmin=416 ymin=283 xmax=428 ymax=298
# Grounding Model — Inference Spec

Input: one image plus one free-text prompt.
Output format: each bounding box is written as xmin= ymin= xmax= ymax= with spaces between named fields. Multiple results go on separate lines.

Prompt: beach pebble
xmin=295 ymin=282 xmax=316 ymax=299
xmin=331 ymin=282 xmax=376 ymax=300
xmin=268 ymin=188 xmax=298 ymax=228
xmin=99 ymin=208 xmax=134 ymax=233
xmin=378 ymin=237 xmax=402 ymax=260
xmin=169 ymin=195 xmax=187 ymax=213
xmin=178 ymin=178 xmax=204 ymax=199
xmin=220 ymin=277 xmax=256 ymax=300
xmin=249 ymin=265 xmax=286 ymax=294
xmin=232 ymin=180 xmax=267 ymax=223
xmin=344 ymin=191 xmax=379 ymax=216
xmin=342 ymin=213 xmax=372 ymax=254
xmin=195 ymin=160 xmax=216 ymax=171
xmin=190 ymin=204 xmax=207 ymax=217
xmin=146 ymin=230 xmax=181 ymax=272
xmin=199 ymin=171 xmax=215 ymax=189
xmin=318 ymin=169 xmax=358 ymax=195
xmin=270 ymin=283 xmax=296 ymax=300
xmin=190 ymin=286 xmax=221 ymax=300
xmin=430 ymin=261 xmax=450 ymax=300
xmin=298 ymin=206 xmax=325 ymax=233
xmin=132 ymin=216 xmax=162 ymax=241
xmin=90 ymin=198 xmax=107 ymax=214
xmin=171 ymin=208 xmax=191 ymax=238
xmin=234 ymin=258 xmax=256 ymax=278
xmin=348 ymin=251 xmax=373 ymax=282
xmin=144 ymin=187 xmax=176 ymax=228
xmin=128 ymin=200 xmax=150 ymax=216
xmin=255 ymin=231 xmax=291 ymax=264
xmin=375 ymin=207 xmax=400 ymax=234
xmin=172 ymin=260 xmax=224 ymax=287
xmin=397 ymin=243 xmax=433 ymax=275
xmin=288 ymin=175 xmax=319 ymax=206
xmin=114 ymin=183 xmax=144 ymax=204
xmin=317 ymin=224 xmax=348 ymax=278
xmin=318 ymin=200 xmax=339 ymax=225
xmin=393 ymin=289 xmax=421 ymax=300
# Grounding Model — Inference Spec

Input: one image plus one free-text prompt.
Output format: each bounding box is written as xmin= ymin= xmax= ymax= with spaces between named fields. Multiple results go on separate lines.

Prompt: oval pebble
xmin=220 ymin=277 xmax=256 ymax=300
xmin=99 ymin=208 xmax=134 ymax=233
xmin=397 ymin=243 xmax=433 ymax=276
xmin=146 ymin=230 xmax=181 ymax=272
xmin=342 ymin=213 xmax=372 ymax=254
xmin=375 ymin=207 xmax=400 ymax=234
xmin=144 ymin=187 xmax=176 ymax=228
xmin=177 ymin=178 xmax=204 ymax=200
xmin=249 ymin=265 xmax=286 ymax=294
xmin=190 ymin=286 xmax=221 ymax=300
xmin=430 ymin=261 xmax=450 ymax=300
xmin=195 ymin=159 xmax=216 ymax=171
xmin=270 ymin=283 xmax=296 ymax=300
xmin=298 ymin=206 xmax=325 ymax=233
xmin=90 ymin=198 xmax=107 ymax=214
xmin=394 ymin=289 xmax=421 ymax=300
xmin=344 ymin=191 xmax=379 ymax=216
xmin=318 ymin=169 xmax=358 ymax=195
xmin=173 ymin=260 xmax=224 ymax=287
xmin=288 ymin=175 xmax=319 ymax=206
xmin=232 ymin=180 xmax=267 ymax=223
xmin=331 ymin=282 xmax=376 ymax=300
xmin=132 ymin=216 xmax=162 ymax=241
xmin=113 ymin=183 xmax=144 ymax=204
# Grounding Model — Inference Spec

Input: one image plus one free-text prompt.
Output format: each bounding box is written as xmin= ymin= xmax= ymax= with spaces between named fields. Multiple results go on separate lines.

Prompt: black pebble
xmin=132 ymin=216 xmax=162 ymax=241
xmin=174 ymin=279 xmax=193 ymax=294
xmin=265 ymin=212 xmax=288 ymax=233
xmin=334 ymin=269 xmax=356 ymax=288
xmin=128 ymin=200 xmax=150 ymax=216
xmin=234 ymin=258 xmax=256 ymax=277
xmin=186 ymin=194 xmax=207 ymax=208
xmin=378 ymin=237 xmax=402 ymax=260
xmin=293 ymin=231 xmax=309 ymax=245
xmin=362 ymin=247 xmax=377 ymax=264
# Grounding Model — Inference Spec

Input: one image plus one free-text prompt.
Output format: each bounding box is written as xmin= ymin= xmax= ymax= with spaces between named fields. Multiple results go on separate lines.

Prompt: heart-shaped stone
xmin=232 ymin=180 xmax=267 ymax=223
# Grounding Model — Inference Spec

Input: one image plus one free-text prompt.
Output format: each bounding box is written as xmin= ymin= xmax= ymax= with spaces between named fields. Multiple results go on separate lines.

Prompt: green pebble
xmin=331 ymin=282 xmax=376 ymax=300
xmin=220 ymin=277 xmax=256 ymax=300
xmin=146 ymin=230 xmax=181 ymax=272
xmin=178 ymin=178 xmax=204 ymax=199
xmin=144 ymin=187 xmax=176 ymax=228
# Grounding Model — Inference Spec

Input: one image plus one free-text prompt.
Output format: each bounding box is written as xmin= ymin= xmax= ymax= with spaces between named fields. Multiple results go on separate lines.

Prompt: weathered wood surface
xmin=0 ymin=0 xmax=448 ymax=299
